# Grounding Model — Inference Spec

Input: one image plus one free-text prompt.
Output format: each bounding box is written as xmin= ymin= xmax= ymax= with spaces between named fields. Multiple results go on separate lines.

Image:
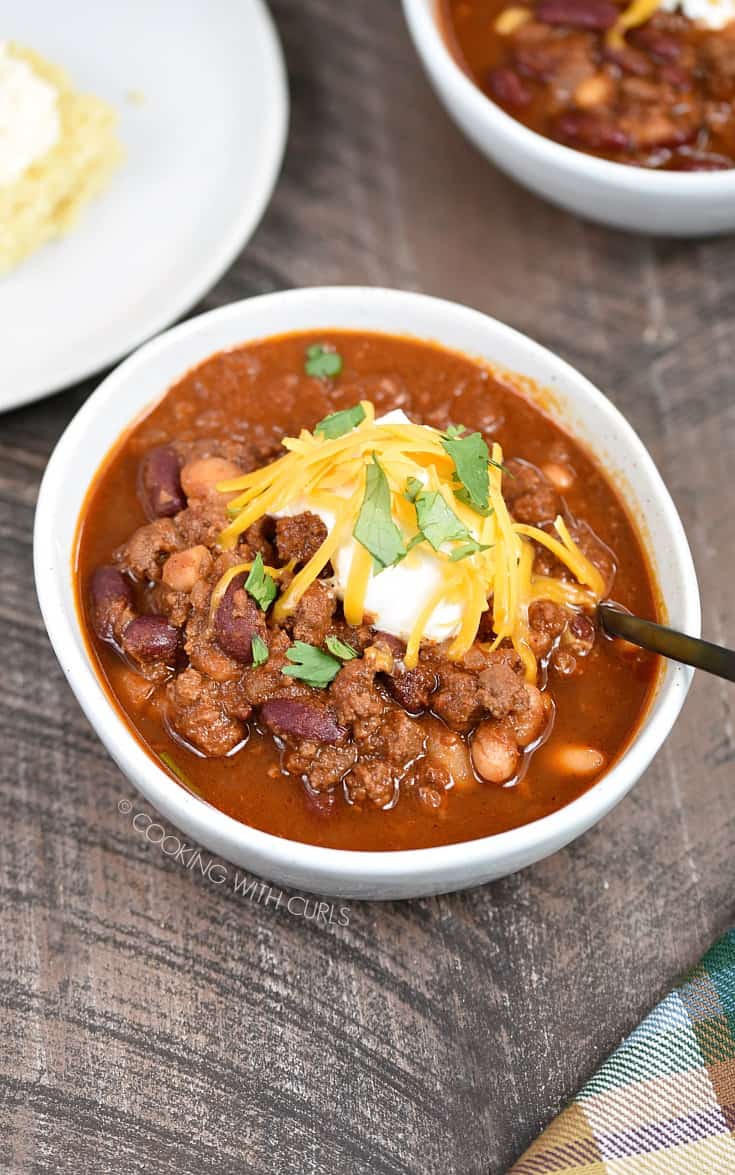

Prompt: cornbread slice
xmin=0 ymin=43 xmax=122 ymax=274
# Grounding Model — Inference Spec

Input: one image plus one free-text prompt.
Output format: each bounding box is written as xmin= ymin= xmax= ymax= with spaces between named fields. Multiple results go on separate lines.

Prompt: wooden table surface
xmin=3 ymin=2 xmax=735 ymax=1171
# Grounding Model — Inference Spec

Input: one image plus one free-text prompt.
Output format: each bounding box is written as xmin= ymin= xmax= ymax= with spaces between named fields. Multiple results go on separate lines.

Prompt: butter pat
xmin=0 ymin=41 xmax=59 ymax=186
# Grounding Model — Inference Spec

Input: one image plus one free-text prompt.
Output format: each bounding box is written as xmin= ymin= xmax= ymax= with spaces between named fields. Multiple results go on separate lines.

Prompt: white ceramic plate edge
xmin=4 ymin=0 xmax=289 ymax=414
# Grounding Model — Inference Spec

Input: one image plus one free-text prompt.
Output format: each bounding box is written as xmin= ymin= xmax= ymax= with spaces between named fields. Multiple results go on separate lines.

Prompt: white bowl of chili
xmin=402 ymin=0 xmax=735 ymax=237
xmin=35 ymin=287 xmax=699 ymax=898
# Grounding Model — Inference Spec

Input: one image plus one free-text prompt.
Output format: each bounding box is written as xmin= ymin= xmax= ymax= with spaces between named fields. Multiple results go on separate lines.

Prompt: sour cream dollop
xmin=660 ymin=0 xmax=735 ymax=28
xmin=0 ymin=42 xmax=60 ymax=187
xmin=275 ymin=409 xmax=483 ymax=644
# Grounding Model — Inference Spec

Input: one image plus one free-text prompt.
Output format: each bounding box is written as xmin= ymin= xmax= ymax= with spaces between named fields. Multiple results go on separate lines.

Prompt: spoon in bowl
xmin=598 ymin=603 xmax=735 ymax=684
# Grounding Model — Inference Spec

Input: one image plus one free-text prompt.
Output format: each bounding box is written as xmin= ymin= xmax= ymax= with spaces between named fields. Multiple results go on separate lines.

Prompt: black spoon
xmin=598 ymin=603 xmax=735 ymax=684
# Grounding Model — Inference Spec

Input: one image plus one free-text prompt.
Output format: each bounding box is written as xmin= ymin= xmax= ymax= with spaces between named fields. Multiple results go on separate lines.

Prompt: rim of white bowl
xmin=402 ymin=0 xmax=735 ymax=196
xmin=34 ymin=287 xmax=701 ymax=889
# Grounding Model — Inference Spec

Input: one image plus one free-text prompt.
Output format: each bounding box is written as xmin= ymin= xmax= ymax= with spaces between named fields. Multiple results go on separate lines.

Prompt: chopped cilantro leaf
xmin=325 ymin=635 xmax=358 ymax=661
xmin=244 ymin=553 xmax=277 ymax=611
xmin=448 ymin=539 xmax=492 ymax=562
xmin=441 ymin=428 xmax=491 ymax=513
xmin=404 ymin=476 xmax=424 ymax=503
xmin=353 ymin=454 xmax=406 ymax=571
xmin=305 ymin=344 xmax=343 ymax=380
xmin=314 ymin=402 xmax=365 ymax=439
xmin=251 ymin=634 xmax=269 ymax=667
xmin=413 ymin=490 xmax=469 ymax=551
xmin=453 ymin=487 xmax=494 ymax=516
xmin=282 ymin=641 xmax=342 ymax=688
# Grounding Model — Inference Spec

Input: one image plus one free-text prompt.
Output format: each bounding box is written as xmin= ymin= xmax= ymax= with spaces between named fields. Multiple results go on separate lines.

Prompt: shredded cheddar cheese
xmin=215 ymin=405 xmax=606 ymax=680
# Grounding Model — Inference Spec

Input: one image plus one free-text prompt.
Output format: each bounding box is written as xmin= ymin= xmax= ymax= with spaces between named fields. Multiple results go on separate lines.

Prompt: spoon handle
xmin=598 ymin=603 xmax=735 ymax=684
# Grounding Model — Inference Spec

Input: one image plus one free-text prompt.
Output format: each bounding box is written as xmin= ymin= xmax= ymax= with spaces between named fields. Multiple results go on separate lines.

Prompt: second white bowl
xmin=403 ymin=0 xmax=735 ymax=237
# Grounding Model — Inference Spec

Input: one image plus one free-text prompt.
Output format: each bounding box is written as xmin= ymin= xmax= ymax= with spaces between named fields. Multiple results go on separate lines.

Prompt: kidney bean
xmin=138 ymin=446 xmax=185 ymax=519
xmin=562 ymin=612 xmax=596 ymax=658
xmin=122 ymin=615 xmax=180 ymax=664
xmin=659 ymin=64 xmax=689 ymax=89
xmin=673 ymin=150 xmax=733 ymax=172
xmin=214 ymin=575 xmax=264 ymax=663
xmin=487 ymin=66 xmax=531 ymax=109
xmin=603 ymin=46 xmax=652 ymax=78
xmin=535 ymin=0 xmax=618 ymax=30
xmin=89 ymin=565 xmax=134 ymax=640
xmin=553 ymin=111 xmax=630 ymax=152
xmin=259 ymin=699 xmax=347 ymax=744
xmin=629 ymin=28 xmax=680 ymax=62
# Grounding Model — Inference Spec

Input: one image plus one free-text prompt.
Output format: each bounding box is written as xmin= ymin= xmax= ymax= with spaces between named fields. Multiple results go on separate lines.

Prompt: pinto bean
xmin=553 ymin=111 xmax=630 ymax=152
xmin=541 ymin=461 xmax=575 ymax=491
xmin=180 ymin=456 xmax=242 ymax=500
xmin=89 ymin=565 xmax=134 ymax=640
xmin=122 ymin=615 xmax=179 ymax=664
xmin=139 ymin=446 xmax=185 ymax=518
xmin=260 ymin=699 xmax=347 ymax=744
xmin=535 ymin=0 xmax=618 ymax=30
xmin=553 ymin=744 xmax=606 ymax=775
xmin=488 ymin=66 xmax=531 ymax=109
xmin=426 ymin=727 xmax=475 ymax=790
xmin=162 ymin=545 xmax=213 ymax=593
xmin=629 ymin=28 xmax=681 ymax=62
xmin=510 ymin=684 xmax=551 ymax=748
xmin=471 ymin=721 xmax=520 ymax=784
xmin=214 ymin=576 xmax=266 ymax=663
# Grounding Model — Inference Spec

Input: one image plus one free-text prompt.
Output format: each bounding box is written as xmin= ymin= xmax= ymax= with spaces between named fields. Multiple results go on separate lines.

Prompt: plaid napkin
xmin=509 ymin=931 xmax=735 ymax=1173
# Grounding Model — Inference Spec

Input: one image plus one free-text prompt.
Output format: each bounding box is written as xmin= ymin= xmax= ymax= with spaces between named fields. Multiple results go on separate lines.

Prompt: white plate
xmin=0 ymin=0 xmax=288 ymax=412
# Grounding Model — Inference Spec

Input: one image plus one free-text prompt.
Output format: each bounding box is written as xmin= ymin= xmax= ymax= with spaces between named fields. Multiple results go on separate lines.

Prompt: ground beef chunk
xmin=330 ymin=658 xmax=385 ymax=725
xmin=288 ymin=582 xmax=336 ymax=645
xmin=362 ymin=709 xmax=425 ymax=767
xmin=384 ymin=664 xmax=437 ymax=713
xmin=167 ymin=667 xmax=249 ymax=756
xmin=174 ymin=498 xmax=230 ymax=548
xmin=115 ymin=518 xmax=180 ymax=581
xmin=431 ymin=666 xmax=486 ymax=732
xmin=701 ymin=25 xmax=735 ymax=99
xmin=185 ymin=606 xmax=243 ymax=683
xmin=477 ymin=664 xmax=529 ymax=719
xmin=616 ymin=75 xmax=701 ymax=151
xmin=345 ymin=760 xmax=396 ymax=808
xmin=528 ymin=598 xmax=568 ymax=657
xmin=147 ymin=582 xmax=192 ymax=628
xmin=241 ymin=517 xmax=276 ymax=564
xmin=502 ymin=458 xmax=561 ymax=525
xmin=283 ymin=742 xmax=358 ymax=791
xmin=511 ymin=25 xmax=597 ymax=96
xmin=242 ymin=631 xmax=312 ymax=707
xmin=431 ymin=651 xmax=528 ymax=732
xmin=275 ymin=512 xmax=328 ymax=566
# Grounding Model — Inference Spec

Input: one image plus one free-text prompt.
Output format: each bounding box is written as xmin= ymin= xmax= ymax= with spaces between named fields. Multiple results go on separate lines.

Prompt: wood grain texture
xmin=2 ymin=1 xmax=735 ymax=1171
